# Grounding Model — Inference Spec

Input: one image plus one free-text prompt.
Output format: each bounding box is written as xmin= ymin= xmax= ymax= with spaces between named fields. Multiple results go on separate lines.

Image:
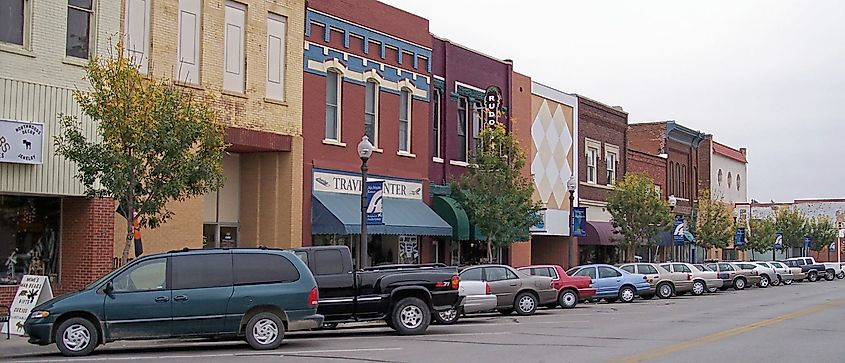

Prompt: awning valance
xmin=431 ymin=196 xmax=470 ymax=240
xmin=311 ymin=192 xmax=452 ymax=236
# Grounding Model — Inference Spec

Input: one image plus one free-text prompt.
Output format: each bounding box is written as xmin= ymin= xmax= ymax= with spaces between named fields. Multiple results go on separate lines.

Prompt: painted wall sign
xmin=0 ymin=119 xmax=44 ymax=165
xmin=313 ymin=170 xmax=423 ymax=200
xmin=484 ymin=86 xmax=502 ymax=127
xmin=1 ymin=275 xmax=53 ymax=335
xmin=366 ymin=181 xmax=384 ymax=225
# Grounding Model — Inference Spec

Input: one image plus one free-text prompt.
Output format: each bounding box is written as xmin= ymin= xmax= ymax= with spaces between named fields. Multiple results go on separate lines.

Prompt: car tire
xmin=433 ymin=308 xmax=460 ymax=325
xmin=498 ymin=308 xmax=514 ymax=316
xmin=825 ymin=270 xmax=835 ymax=281
xmin=639 ymin=294 xmax=654 ymax=300
xmin=558 ymin=289 xmax=578 ymax=309
xmin=245 ymin=312 xmax=285 ymax=350
xmin=391 ymin=297 xmax=430 ymax=335
xmin=838 ymin=271 xmax=845 ymax=279
xmin=773 ymin=276 xmax=782 ymax=286
xmin=657 ymin=283 xmax=674 ymax=299
xmin=759 ymin=275 xmax=770 ymax=288
xmin=514 ymin=292 xmax=538 ymax=316
xmin=55 ymin=317 xmax=99 ymax=357
xmin=691 ymin=280 xmax=706 ymax=296
xmin=619 ymin=286 xmax=636 ymax=303
xmin=734 ymin=277 xmax=747 ymax=290
xmin=808 ymin=271 xmax=818 ymax=282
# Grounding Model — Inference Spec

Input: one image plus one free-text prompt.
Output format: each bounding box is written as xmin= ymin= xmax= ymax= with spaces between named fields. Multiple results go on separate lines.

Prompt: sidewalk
xmin=0 ymin=335 xmax=54 ymax=358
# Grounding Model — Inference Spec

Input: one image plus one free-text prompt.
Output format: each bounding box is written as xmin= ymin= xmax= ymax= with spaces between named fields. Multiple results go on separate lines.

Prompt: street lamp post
xmin=567 ymin=176 xmax=577 ymax=268
xmin=668 ymin=195 xmax=677 ymax=262
xmin=358 ymin=136 xmax=375 ymax=269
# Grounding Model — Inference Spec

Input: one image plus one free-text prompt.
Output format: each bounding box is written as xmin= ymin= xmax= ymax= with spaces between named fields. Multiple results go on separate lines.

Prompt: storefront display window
xmin=0 ymin=196 xmax=61 ymax=285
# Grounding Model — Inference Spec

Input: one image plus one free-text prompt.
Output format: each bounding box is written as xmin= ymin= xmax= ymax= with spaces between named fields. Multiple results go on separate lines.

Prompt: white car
xmin=763 ymin=261 xmax=796 ymax=285
xmin=735 ymin=262 xmax=777 ymax=287
xmin=434 ymin=280 xmax=497 ymax=324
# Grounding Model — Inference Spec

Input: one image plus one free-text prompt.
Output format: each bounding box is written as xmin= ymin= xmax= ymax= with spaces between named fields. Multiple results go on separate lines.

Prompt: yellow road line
xmin=609 ymin=299 xmax=845 ymax=363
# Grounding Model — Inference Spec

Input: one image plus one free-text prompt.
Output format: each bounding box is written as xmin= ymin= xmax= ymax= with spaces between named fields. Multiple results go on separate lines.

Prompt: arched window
xmin=675 ymin=163 xmax=681 ymax=197
xmin=727 ymin=172 xmax=733 ymax=189
xmin=668 ymin=162 xmax=674 ymax=195
xmin=736 ymin=174 xmax=741 ymax=191
xmin=718 ymin=169 xmax=723 ymax=186
xmin=681 ymin=165 xmax=686 ymax=198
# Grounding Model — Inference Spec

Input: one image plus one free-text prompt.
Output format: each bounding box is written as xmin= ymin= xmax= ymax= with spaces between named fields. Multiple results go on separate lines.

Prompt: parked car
xmin=459 ymin=265 xmax=557 ymax=315
xmin=704 ymin=262 xmax=761 ymax=290
xmin=518 ymin=264 xmax=596 ymax=308
xmin=25 ymin=249 xmax=323 ymax=357
xmin=660 ymin=262 xmax=723 ymax=295
xmin=619 ymin=263 xmax=692 ymax=299
xmin=433 ymin=280 xmax=497 ymax=324
xmin=798 ymin=257 xmax=841 ymax=281
xmin=734 ymin=262 xmax=776 ymax=287
xmin=566 ymin=264 xmax=651 ymax=303
xmin=782 ymin=257 xmax=827 ymax=282
xmin=753 ymin=262 xmax=793 ymax=285
xmin=292 ymin=246 xmax=460 ymax=335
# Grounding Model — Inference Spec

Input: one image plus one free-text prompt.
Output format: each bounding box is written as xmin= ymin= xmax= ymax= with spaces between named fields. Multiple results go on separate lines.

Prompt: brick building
xmin=301 ymin=0 xmax=451 ymax=266
xmin=0 ymin=0 xmax=121 ymax=306
xmin=120 ymin=0 xmax=307 ymax=258
xmin=427 ymin=36 xmax=521 ymax=266
xmin=576 ymin=96 xmax=628 ymax=264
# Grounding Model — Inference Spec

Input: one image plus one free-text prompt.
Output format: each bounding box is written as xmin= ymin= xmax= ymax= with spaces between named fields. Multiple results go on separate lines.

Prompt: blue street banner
xmin=735 ymin=228 xmax=746 ymax=247
xmin=673 ymin=216 xmax=685 ymax=246
xmin=366 ymin=181 xmax=384 ymax=225
xmin=830 ymin=242 xmax=836 ymax=252
xmin=804 ymin=236 xmax=812 ymax=248
xmin=572 ymin=207 xmax=587 ymax=237
xmin=774 ymin=233 xmax=783 ymax=249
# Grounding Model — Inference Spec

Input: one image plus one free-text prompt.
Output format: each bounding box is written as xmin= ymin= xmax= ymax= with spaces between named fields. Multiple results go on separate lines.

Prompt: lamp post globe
xmin=358 ymin=135 xmax=375 ymax=269
xmin=567 ymin=176 xmax=577 ymax=193
xmin=668 ymin=194 xmax=677 ymax=210
xmin=358 ymin=136 xmax=374 ymax=161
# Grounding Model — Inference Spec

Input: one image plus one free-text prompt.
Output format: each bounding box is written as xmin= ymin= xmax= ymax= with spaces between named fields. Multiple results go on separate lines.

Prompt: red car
xmin=518 ymin=264 xmax=596 ymax=308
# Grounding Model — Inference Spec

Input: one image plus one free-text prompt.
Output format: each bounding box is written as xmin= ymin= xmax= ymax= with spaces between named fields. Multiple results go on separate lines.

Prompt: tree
xmin=607 ymin=173 xmax=673 ymax=263
xmin=56 ymin=44 xmax=226 ymax=264
xmin=773 ymin=207 xmax=807 ymax=258
xmin=451 ymin=125 xmax=542 ymax=262
xmin=694 ymin=188 xmax=733 ymax=259
xmin=746 ymin=216 xmax=776 ymax=260
xmin=806 ymin=216 xmax=837 ymax=253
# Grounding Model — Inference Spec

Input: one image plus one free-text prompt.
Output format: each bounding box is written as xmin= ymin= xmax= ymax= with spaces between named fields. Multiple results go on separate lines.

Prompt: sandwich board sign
xmin=1 ymin=275 xmax=53 ymax=335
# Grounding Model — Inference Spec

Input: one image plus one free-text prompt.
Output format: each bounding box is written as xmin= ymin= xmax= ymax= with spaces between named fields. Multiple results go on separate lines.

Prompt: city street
xmin=4 ymin=281 xmax=845 ymax=363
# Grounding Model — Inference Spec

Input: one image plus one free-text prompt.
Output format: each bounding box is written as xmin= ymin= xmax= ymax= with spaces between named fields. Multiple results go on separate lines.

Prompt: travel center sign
xmin=313 ymin=170 xmax=423 ymax=200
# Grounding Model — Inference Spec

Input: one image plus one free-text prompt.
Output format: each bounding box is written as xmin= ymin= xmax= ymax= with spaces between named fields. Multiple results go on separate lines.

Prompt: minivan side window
xmin=112 ymin=258 xmax=167 ymax=292
xmin=172 ymin=254 xmax=233 ymax=290
xmin=460 ymin=268 xmax=483 ymax=281
xmin=314 ymin=249 xmax=344 ymax=275
xmin=234 ymin=253 xmax=300 ymax=285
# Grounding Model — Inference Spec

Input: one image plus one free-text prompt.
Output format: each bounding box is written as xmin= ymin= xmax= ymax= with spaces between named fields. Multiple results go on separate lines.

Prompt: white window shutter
xmin=266 ymin=13 xmax=287 ymax=101
xmin=124 ymin=0 xmax=150 ymax=73
xmin=177 ymin=0 xmax=202 ymax=84
xmin=223 ymin=1 xmax=246 ymax=93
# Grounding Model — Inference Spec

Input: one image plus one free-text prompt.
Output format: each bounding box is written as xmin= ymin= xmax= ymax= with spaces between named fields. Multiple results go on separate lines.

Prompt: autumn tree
xmin=747 ymin=216 xmax=777 ymax=260
xmin=452 ymin=125 xmax=542 ymax=262
xmin=806 ymin=216 xmax=837 ymax=253
xmin=56 ymin=44 xmax=226 ymax=264
xmin=694 ymin=189 xmax=734 ymax=259
xmin=607 ymin=173 xmax=673 ymax=262
xmin=774 ymin=207 xmax=807 ymax=258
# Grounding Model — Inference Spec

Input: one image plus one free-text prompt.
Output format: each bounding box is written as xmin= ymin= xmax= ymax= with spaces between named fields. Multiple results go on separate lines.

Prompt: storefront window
xmin=1 ymin=196 xmax=61 ymax=285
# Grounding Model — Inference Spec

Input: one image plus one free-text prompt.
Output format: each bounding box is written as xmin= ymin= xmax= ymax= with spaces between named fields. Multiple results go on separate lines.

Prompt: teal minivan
xmin=24 ymin=248 xmax=323 ymax=356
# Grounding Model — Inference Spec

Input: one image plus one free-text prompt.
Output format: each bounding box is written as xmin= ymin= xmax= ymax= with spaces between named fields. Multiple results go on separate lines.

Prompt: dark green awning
xmin=432 ymin=196 xmax=471 ymax=240
xmin=311 ymin=192 xmax=452 ymax=236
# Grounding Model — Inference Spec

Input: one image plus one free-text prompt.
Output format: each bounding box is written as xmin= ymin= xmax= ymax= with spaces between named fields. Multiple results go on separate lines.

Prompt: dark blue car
xmin=565 ymin=264 xmax=650 ymax=303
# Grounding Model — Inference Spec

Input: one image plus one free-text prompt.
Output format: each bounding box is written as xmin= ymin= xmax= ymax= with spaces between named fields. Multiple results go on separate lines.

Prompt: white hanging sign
xmin=2 ymin=275 xmax=54 ymax=335
xmin=0 ymin=119 xmax=44 ymax=165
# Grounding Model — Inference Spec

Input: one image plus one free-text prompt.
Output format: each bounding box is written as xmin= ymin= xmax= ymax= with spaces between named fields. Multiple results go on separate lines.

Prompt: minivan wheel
xmin=734 ymin=277 xmax=747 ymax=290
xmin=691 ymin=281 xmax=706 ymax=296
xmin=392 ymin=297 xmax=430 ymax=335
xmin=514 ymin=292 xmax=538 ymax=315
xmin=559 ymin=290 xmax=578 ymax=309
xmin=808 ymin=271 xmax=818 ymax=282
xmin=657 ymin=283 xmax=674 ymax=299
xmin=433 ymin=308 xmax=460 ymax=325
xmin=55 ymin=317 xmax=99 ymax=357
xmin=619 ymin=286 xmax=636 ymax=303
xmin=245 ymin=312 xmax=285 ymax=350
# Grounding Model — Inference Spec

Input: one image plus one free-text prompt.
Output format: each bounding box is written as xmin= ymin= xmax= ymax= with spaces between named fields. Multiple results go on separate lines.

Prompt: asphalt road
xmin=5 ymin=280 xmax=845 ymax=363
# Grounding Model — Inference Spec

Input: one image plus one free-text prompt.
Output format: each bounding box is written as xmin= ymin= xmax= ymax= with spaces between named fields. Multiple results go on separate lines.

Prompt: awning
xmin=579 ymin=221 xmax=618 ymax=246
xmin=431 ymin=196 xmax=470 ymax=240
xmin=311 ymin=192 xmax=453 ymax=236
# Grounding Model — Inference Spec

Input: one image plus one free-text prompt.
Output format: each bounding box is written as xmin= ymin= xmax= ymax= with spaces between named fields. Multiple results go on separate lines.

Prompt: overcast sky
xmin=382 ymin=0 xmax=845 ymax=202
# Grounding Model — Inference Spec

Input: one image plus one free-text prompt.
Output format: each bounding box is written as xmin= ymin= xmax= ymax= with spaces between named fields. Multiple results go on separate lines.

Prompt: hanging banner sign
xmin=1 ymin=275 xmax=53 ymax=335
xmin=673 ymin=216 xmax=686 ymax=246
xmin=366 ymin=181 xmax=384 ymax=225
xmin=484 ymin=86 xmax=502 ymax=127
xmin=0 ymin=119 xmax=44 ymax=165
xmin=735 ymin=228 xmax=746 ymax=247
xmin=775 ymin=233 xmax=784 ymax=249
xmin=572 ymin=207 xmax=587 ymax=237
xmin=830 ymin=242 xmax=837 ymax=252
xmin=804 ymin=236 xmax=812 ymax=248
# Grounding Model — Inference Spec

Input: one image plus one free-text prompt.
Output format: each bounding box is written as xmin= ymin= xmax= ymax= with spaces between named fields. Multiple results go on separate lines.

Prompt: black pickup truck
xmin=292 ymin=246 xmax=460 ymax=335
xmin=783 ymin=257 xmax=827 ymax=282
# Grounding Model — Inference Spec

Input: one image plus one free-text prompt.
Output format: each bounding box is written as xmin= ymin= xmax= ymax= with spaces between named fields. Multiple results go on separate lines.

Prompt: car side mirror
xmin=103 ymin=281 xmax=114 ymax=295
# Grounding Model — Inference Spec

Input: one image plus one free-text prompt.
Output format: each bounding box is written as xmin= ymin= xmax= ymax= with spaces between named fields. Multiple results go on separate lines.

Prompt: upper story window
xmin=325 ymin=70 xmax=341 ymax=141
xmin=432 ymin=89 xmax=442 ymax=159
xmin=727 ymin=172 xmax=732 ymax=189
xmin=472 ymin=101 xmax=482 ymax=148
xmin=718 ymin=169 xmax=723 ymax=186
xmin=605 ymin=145 xmax=619 ymax=186
xmin=457 ymin=97 xmax=468 ymax=162
xmin=586 ymin=147 xmax=598 ymax=184
xmin=223 ymin=1 xmax=246 ymax=93
xmin=364 ymin=79 xmax=379 ymax=147
xmin=125 ymin=0 xmax=151 ymax=74
xmin=0 ymin=0 xmax=29 ymax=47
xmin=67 ymin=0 xmax=94 ymax=59
xmin=736 ymin=174 xmax=741 ymax=191
xmin=675 ymin=164 xmax=681 ymax=197
xmin=681 ymin=165 xmax=686 ymax=198
xmin=266 ymin=13 xmax=287 ymax=100
xmin=176 ymin=0 xmax=201 ymax=82
xmin=398 ymin=89 xmax=412 ymax=153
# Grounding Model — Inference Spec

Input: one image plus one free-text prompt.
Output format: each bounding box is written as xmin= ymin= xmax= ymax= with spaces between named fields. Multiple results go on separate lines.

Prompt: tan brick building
xmin=115 ymin=0 xmax=306 ymax=260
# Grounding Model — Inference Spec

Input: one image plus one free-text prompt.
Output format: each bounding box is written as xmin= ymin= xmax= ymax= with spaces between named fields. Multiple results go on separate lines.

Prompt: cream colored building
xmin=114 ymin=0 xmax=306 ymax=258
